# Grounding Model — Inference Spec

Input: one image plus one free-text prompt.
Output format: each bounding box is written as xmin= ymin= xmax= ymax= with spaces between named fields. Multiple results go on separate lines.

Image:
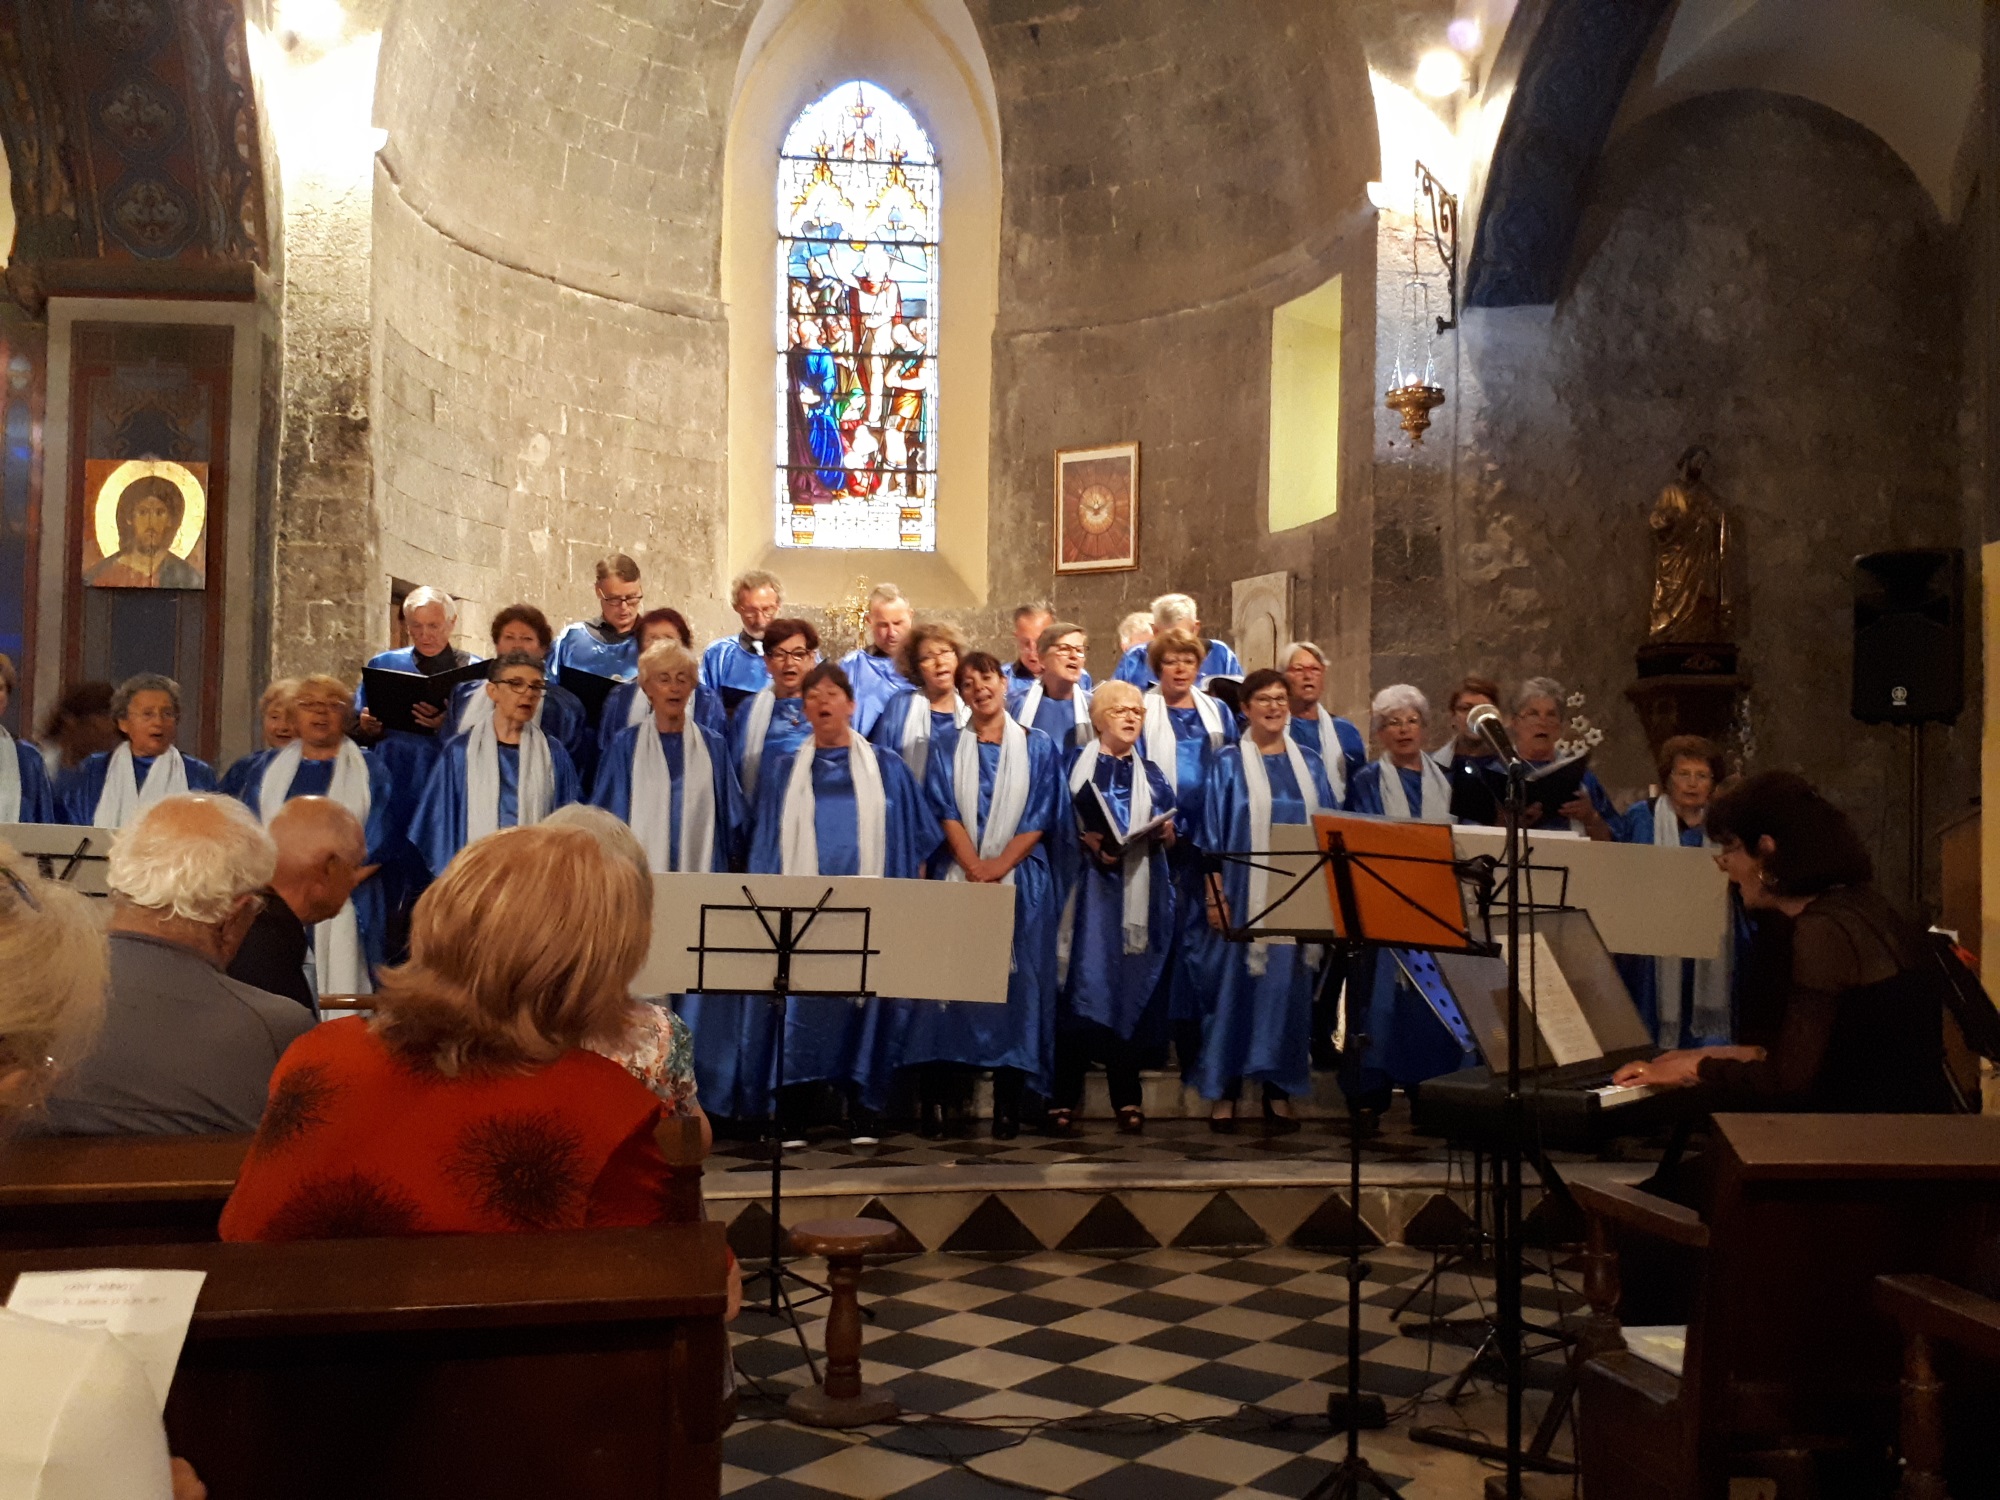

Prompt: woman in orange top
xmin=222 ymin=824 xmax=682 ymax=1239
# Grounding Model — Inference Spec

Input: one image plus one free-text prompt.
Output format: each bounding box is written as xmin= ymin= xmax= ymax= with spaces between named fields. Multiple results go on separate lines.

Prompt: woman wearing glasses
xmin=411 ymin=653 xmax=582 ymax=875
xmin=1192 ymin=670 xmax=1337 ymax=1130
xmin=727 ymin=618 xmax=819 ymax=807
xmin=1501 ymin=677 xmax=1617 ymax=836
xmin=868 ymin=621 xmax=969 ymax=783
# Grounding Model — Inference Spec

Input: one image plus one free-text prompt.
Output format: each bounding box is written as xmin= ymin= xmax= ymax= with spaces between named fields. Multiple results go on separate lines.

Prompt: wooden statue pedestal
xmin=1626 ymin=642 xmax=1747 ymax=763
xmin=786 ymin=1217 xmax=902 ymax=1428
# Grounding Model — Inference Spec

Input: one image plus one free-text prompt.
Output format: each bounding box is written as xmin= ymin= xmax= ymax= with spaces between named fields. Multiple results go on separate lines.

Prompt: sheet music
xmin=6 ymin=1268 xmax=206 ymax=1409
xmin=1498 ymin=931 xmax=1599 ymax=1066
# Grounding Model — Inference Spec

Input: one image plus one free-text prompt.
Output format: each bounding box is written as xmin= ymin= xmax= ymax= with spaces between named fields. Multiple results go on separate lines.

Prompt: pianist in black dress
xmin=1611 ymin=771 xmax=1952 ymax=1114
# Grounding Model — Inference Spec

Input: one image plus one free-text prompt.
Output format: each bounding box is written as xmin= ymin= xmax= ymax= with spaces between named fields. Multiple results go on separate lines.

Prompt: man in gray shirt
xmin=40 ymin=794 xmax=314 ymax=1136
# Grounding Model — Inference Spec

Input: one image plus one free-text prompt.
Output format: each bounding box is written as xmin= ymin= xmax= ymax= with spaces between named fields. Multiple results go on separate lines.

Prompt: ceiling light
xmin=1446 ymin=18 xmax=1483 ymax=53
xmin=1415 ymin=49 xmax=1468 ymax=98
xmin=279 ymin=0 xmax=346 ymax=47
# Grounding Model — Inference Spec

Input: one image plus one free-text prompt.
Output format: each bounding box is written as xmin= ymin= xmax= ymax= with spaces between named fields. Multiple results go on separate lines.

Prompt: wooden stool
xmin=785 ymin=1217 xmax=902 ymax=1428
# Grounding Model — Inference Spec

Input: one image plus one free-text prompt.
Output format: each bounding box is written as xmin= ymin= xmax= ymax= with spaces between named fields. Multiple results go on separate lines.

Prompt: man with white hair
xmin=703 ymin=569 xmax=787 ymax=711
xmin=227 ymin=796 xmax=374 ymax=1013
xmin=353 ymin=584 xmax=482 ymax=742
xmin=38 ymin=794 xmax=315 ymax=1135
xmin=1111 ymin=593 xmax=1240 ymax=689
xmin=838 ymin=582 xmax=915 ymax=737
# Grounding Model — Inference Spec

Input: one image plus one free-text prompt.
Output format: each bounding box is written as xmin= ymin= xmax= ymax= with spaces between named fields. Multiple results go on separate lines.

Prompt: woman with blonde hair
xmin=221 ymin=824 xmax=687 ymax=1239
xmin=220 ymin=678 xmax=301 ymax=799
xmin=868 ymin=620 xmax=969 ymax=782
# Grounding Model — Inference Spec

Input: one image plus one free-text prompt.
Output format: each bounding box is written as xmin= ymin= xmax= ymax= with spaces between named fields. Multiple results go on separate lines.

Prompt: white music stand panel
xmin=1 ymin=824 xmax=116 ymax=896
xmin=1451 ymin=827 xmax=1730 ymax=960
xmin=636 ymin=872 xmax=1013 ymax=1002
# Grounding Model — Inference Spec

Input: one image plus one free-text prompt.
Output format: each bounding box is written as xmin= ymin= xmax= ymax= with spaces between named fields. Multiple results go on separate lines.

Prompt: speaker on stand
xmin=1851 ymin=549 xmax=1965 ymax=914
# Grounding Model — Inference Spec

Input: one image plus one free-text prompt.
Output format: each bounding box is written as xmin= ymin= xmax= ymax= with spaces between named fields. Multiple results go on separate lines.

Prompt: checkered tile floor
xmin=726 ymin=1244 xmax=1585 ymax=1498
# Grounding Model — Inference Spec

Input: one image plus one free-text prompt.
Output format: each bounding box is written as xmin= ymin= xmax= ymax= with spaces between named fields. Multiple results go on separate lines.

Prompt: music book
xmin=558 ymin=664 xmax=624 ymax=725
xmin=1452 ymin=750 xmax=1593 ymax=823
xmin=362 ymin=662 xmax=487 ymax=736
xmin=718 ymin=684 xmax=759 ymax=719
xmin=7 ymin=1268 xmax=207 ymax=1410
xmin=1072 ymin=781 xmax=1174 ymax=858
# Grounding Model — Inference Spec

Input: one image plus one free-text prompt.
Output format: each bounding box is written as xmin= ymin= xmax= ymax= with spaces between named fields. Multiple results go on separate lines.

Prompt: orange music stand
xmin=1308 ymin=813 xmax=1481 ymax=953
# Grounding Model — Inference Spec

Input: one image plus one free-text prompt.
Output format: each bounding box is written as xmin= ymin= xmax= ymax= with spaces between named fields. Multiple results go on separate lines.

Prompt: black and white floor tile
xmin=726 ymin=1243 xmax=1585 ymax=1499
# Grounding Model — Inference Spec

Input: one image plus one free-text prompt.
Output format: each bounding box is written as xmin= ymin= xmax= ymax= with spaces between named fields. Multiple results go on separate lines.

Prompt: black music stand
xmin=0 ymin=825 xmax=113 ymax=895
xmin=686 ymin=884 xmax=879 ymax=1378
xmin=1206 ymin=814 xmax=1489 ymax=1500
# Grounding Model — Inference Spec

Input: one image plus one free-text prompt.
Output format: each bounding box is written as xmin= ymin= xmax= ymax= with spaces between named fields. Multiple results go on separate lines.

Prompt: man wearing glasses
xmin=549 ymin=552 xmax=647 ymax=688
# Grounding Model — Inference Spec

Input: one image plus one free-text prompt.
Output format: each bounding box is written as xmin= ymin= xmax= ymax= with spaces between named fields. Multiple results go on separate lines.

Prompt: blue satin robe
xmin=228 ymin=749 xmax=398 ymax=971
xmin=1191 ymin=745 xmax=1336 ymax=1100
xmin=838 ymin=649 xmax=909 ymax=738
xmin=727 ymin=694 xmax=811 ymax=807
xmin=1345 ymin=760 xmax=1430 ymax=817
xmin=1610 ymin=797 xmax=1741 ymax=1048
xmin=897 ymin=725 xmax=1064 ymax=1092
xmin=548 ymin=620 xmax=638 ymax=683
xmin=867 ymin=690 xmax=958 ymax=783
xmin=57 ymin=750 xmax=218 ymax=825
xmin=409 ymin=732 xmax=582 ymax=876
xmin=700 ymin=635 xmax=772 ymax=698
xmin=1112 ymin=639 xmax=1241 ymax=690
xmin=1005 ymin=679 xmax=1094 ymax=762
xmin=588 ymin=721 xmax=743 ymax=872
xmin=448 ymin=679 xmax=591 ymax=772
xmin=1146 ymin=708 xmax=1225 ymax=1031
xmin=353 ymin=646 xmax=480 ymax=906
xmin=1288 ymin=712 xmax=1368 ymax=789
xmin=3 ymin=736 xmax=56 ymax=822
xmin=694 ymin=743 xmax=938 ymax=1118
xmin=596 ymin=681 xmax=727 ymax=769
xmin=1062 ymin=752 xmax=1178 ymax=1042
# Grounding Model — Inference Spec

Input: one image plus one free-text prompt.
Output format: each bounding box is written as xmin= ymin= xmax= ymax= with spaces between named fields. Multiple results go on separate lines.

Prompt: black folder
xmin=362 ymin=662 xmax=488 ymax=736
xmin=557 ymin=665 xmax=626 ymax=728
xmin=1072 ymin=782 xmax=1174 ymax=859
xmin=1450 ymin=750 xmax=1593 ymax=825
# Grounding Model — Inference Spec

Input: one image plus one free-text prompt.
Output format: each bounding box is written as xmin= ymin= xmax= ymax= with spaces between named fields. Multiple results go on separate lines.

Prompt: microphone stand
xmin=1497 ymin=755 xmax=1529 ymax=1500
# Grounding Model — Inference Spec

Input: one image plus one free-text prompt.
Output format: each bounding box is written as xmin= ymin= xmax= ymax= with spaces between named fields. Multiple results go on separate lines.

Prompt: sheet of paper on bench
xmin=6 ymin=1268 xmax=206 ymax=1409
xmin=1452 ymin=827 xmax=1729 ymax=960
xmin=637 ymin=873 xmax=1014 ymax=1003
xmin=1497 ymin=931 xmax=1599 ymax=1067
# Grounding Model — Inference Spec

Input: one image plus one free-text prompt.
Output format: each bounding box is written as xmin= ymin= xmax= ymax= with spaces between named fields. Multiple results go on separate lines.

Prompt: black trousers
xmin=916 ymin=1063 xmax=1025 ymax=1117
xmin=1054 ymin=1023 xmax=1143 ymax=1112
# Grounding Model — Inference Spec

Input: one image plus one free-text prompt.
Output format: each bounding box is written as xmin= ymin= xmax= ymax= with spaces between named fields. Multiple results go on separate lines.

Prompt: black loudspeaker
xmin=1852 ymin=549 xmax=1965 ymax=725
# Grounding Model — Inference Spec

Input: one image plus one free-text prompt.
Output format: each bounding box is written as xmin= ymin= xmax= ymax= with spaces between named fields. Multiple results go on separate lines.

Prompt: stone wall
xmin=1374 ymin=90 xmax=1976 ymax=895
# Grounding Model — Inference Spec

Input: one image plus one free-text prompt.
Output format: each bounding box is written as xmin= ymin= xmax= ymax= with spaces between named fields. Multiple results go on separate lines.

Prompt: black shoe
xmin=1045 ymin=1108 xmax=1079 ymax=1138
xmin=919 ymin=1103 xmax=946 ymax=1141
xmin=1116 ymin=1106 xmax=1145 ymax=1136
xmin=1263 ymin=1099 xmax=1302 ymax=1135
xmin=992 ymin=1111 xmax=1019 ymax=1141
xmin=1209 ymin=1108 xmax=1238 ymax=1134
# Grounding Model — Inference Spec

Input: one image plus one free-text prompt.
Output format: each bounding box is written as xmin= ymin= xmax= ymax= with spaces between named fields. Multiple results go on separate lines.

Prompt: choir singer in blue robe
xmin=729 ymin=617 xmax=818 ymax=806
xmin=868 ymin=621 xmax=968 ymax=783
xmin=1142 ymin=629 xmax=1232 ymax=1073
xmin=548 ymin=552 xmax=645 ymax=688
xmin=1341 ymin=685 xmax=1476 ymax=1120
xmin=447 ymin=604 xmax=592 ymax=775
xmin=1050 ymin=680 xmax=1177 ymax=1136
xmin=590 ymin=640 xmax=743 ymax=873
xmin=58 ymin=673 xmax=217 ymax=827
xmin=701 ymin=569 xmax=785 ymax=706
xmin=1192 ymin=670 xmax=1336 ymax=1129
xmin=1611 ymin=734 xmax=1739 ymax=1049
xmin=596 ymin=608 xmax=728 ymax=774
xmin=730 ymin=663 xmax=938 ymax=1133
xmin=410 ymin=653 xmax=581 ymax=875
xmin=1111 ymin=593 xmax=1240 ymax=689
xmin=837 ymin=582 xmax=915 ymax=737
xmin=1281 ymin=641 xmax=1366 ymax=804
xmin=234 ymin=673 xmax=396 ymax=995
xmin=1007 ymin=621 xmax=1094 ymax=764
xmin=0 ymin=652 xmax=55 ymax=823
xmin=900 ymin=651 xmax=1062 ymax=1140
xmin=1502 ymin=677 xmax=1618 ymax=836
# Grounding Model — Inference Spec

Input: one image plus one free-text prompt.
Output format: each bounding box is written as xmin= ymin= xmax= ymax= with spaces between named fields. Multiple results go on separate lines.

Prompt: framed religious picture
xmin=1055 ymin=441 xmax=1139 ymax=574
xmin=80 ymin=458 xmax=209 ymax=589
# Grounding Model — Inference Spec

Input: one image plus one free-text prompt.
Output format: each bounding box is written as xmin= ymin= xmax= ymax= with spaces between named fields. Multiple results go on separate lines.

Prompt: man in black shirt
xmin=228 ymin=796 xmax=373 ymax=1012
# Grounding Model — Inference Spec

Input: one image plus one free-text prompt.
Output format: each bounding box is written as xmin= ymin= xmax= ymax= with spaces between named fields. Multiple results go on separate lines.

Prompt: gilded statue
xmin=1647 ymin=446 xmax=1732 ymax=644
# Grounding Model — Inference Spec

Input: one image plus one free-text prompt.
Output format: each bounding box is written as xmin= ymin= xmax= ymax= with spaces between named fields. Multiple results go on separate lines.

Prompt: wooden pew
xmin=1875 ymin=1274 xmax=2000 ymax=1500
xmin=0 ymin=1222 xmax=731 ymax=1500
xmin=0 ymin=1134 xmax=251 ymax=1250
xmin=1574 ymin=1114 xmax=2000 ymax=1500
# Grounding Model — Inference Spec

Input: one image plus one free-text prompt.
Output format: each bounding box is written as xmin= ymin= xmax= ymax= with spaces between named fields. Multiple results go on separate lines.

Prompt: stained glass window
xmin=776 ymin=81 xmax=939 ymax=552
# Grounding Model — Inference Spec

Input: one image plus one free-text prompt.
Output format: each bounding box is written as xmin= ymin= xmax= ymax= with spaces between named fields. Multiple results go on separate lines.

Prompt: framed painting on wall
xmin=1054 ymin=441 xmax=1138 ymax=574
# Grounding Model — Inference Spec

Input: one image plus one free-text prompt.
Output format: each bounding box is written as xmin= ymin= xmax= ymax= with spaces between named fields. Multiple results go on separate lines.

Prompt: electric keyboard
xmin=1410 ymin=1052 xmax=1694 ymax=1153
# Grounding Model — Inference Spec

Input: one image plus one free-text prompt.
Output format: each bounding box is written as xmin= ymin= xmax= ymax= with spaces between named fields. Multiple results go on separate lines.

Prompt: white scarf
xmin=92 ymin=742 xmax=188 ymax=828
xmin=1303 ymin=706 xmax=1352 ymax=801
xmin=781 ymin=736 xmax=887 ymax=877
xmin=465 ymin=718 xmax=554 ymax=842
xmin=1239 ymin=733 xmax=1325 ymax=976
xmin=1015 ymin=680 xmax=1092 ymax=746
xmin=1142 ymin=689 xmax=1226 ymax=790
xmin=626 ymin=684 xmax=651 ymax=729
xmin=630 ymin=718 xmax=716 ymax=874
xmin=258 ymin=739 xmax=373 ymax=997
xmin=1653 ymin=796 xmax=1733 ymax=1044
xmin=1375 ymin=754 xmax=1454 ymax=824
xmin=1068 ymin=741 xmax=1153 ymax=955
xmin=0 ymin=728 xmax=19 ymax=822
xmin=739 ymin=687 xmax=784 ymax=795
xmin=899 ymin=692 xmax=969 ymax=783
xmin=947 ymin=715 xmax=1030 ymax=889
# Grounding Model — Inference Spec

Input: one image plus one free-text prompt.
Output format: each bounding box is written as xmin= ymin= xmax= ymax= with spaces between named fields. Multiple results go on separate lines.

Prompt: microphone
xmin=1466 ymin=702 xmax=1523 ymax=767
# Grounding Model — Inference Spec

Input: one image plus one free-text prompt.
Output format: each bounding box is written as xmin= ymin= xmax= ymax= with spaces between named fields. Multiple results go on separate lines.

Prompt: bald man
xmin=227 ymin=796 xmax=373 ymax=1013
